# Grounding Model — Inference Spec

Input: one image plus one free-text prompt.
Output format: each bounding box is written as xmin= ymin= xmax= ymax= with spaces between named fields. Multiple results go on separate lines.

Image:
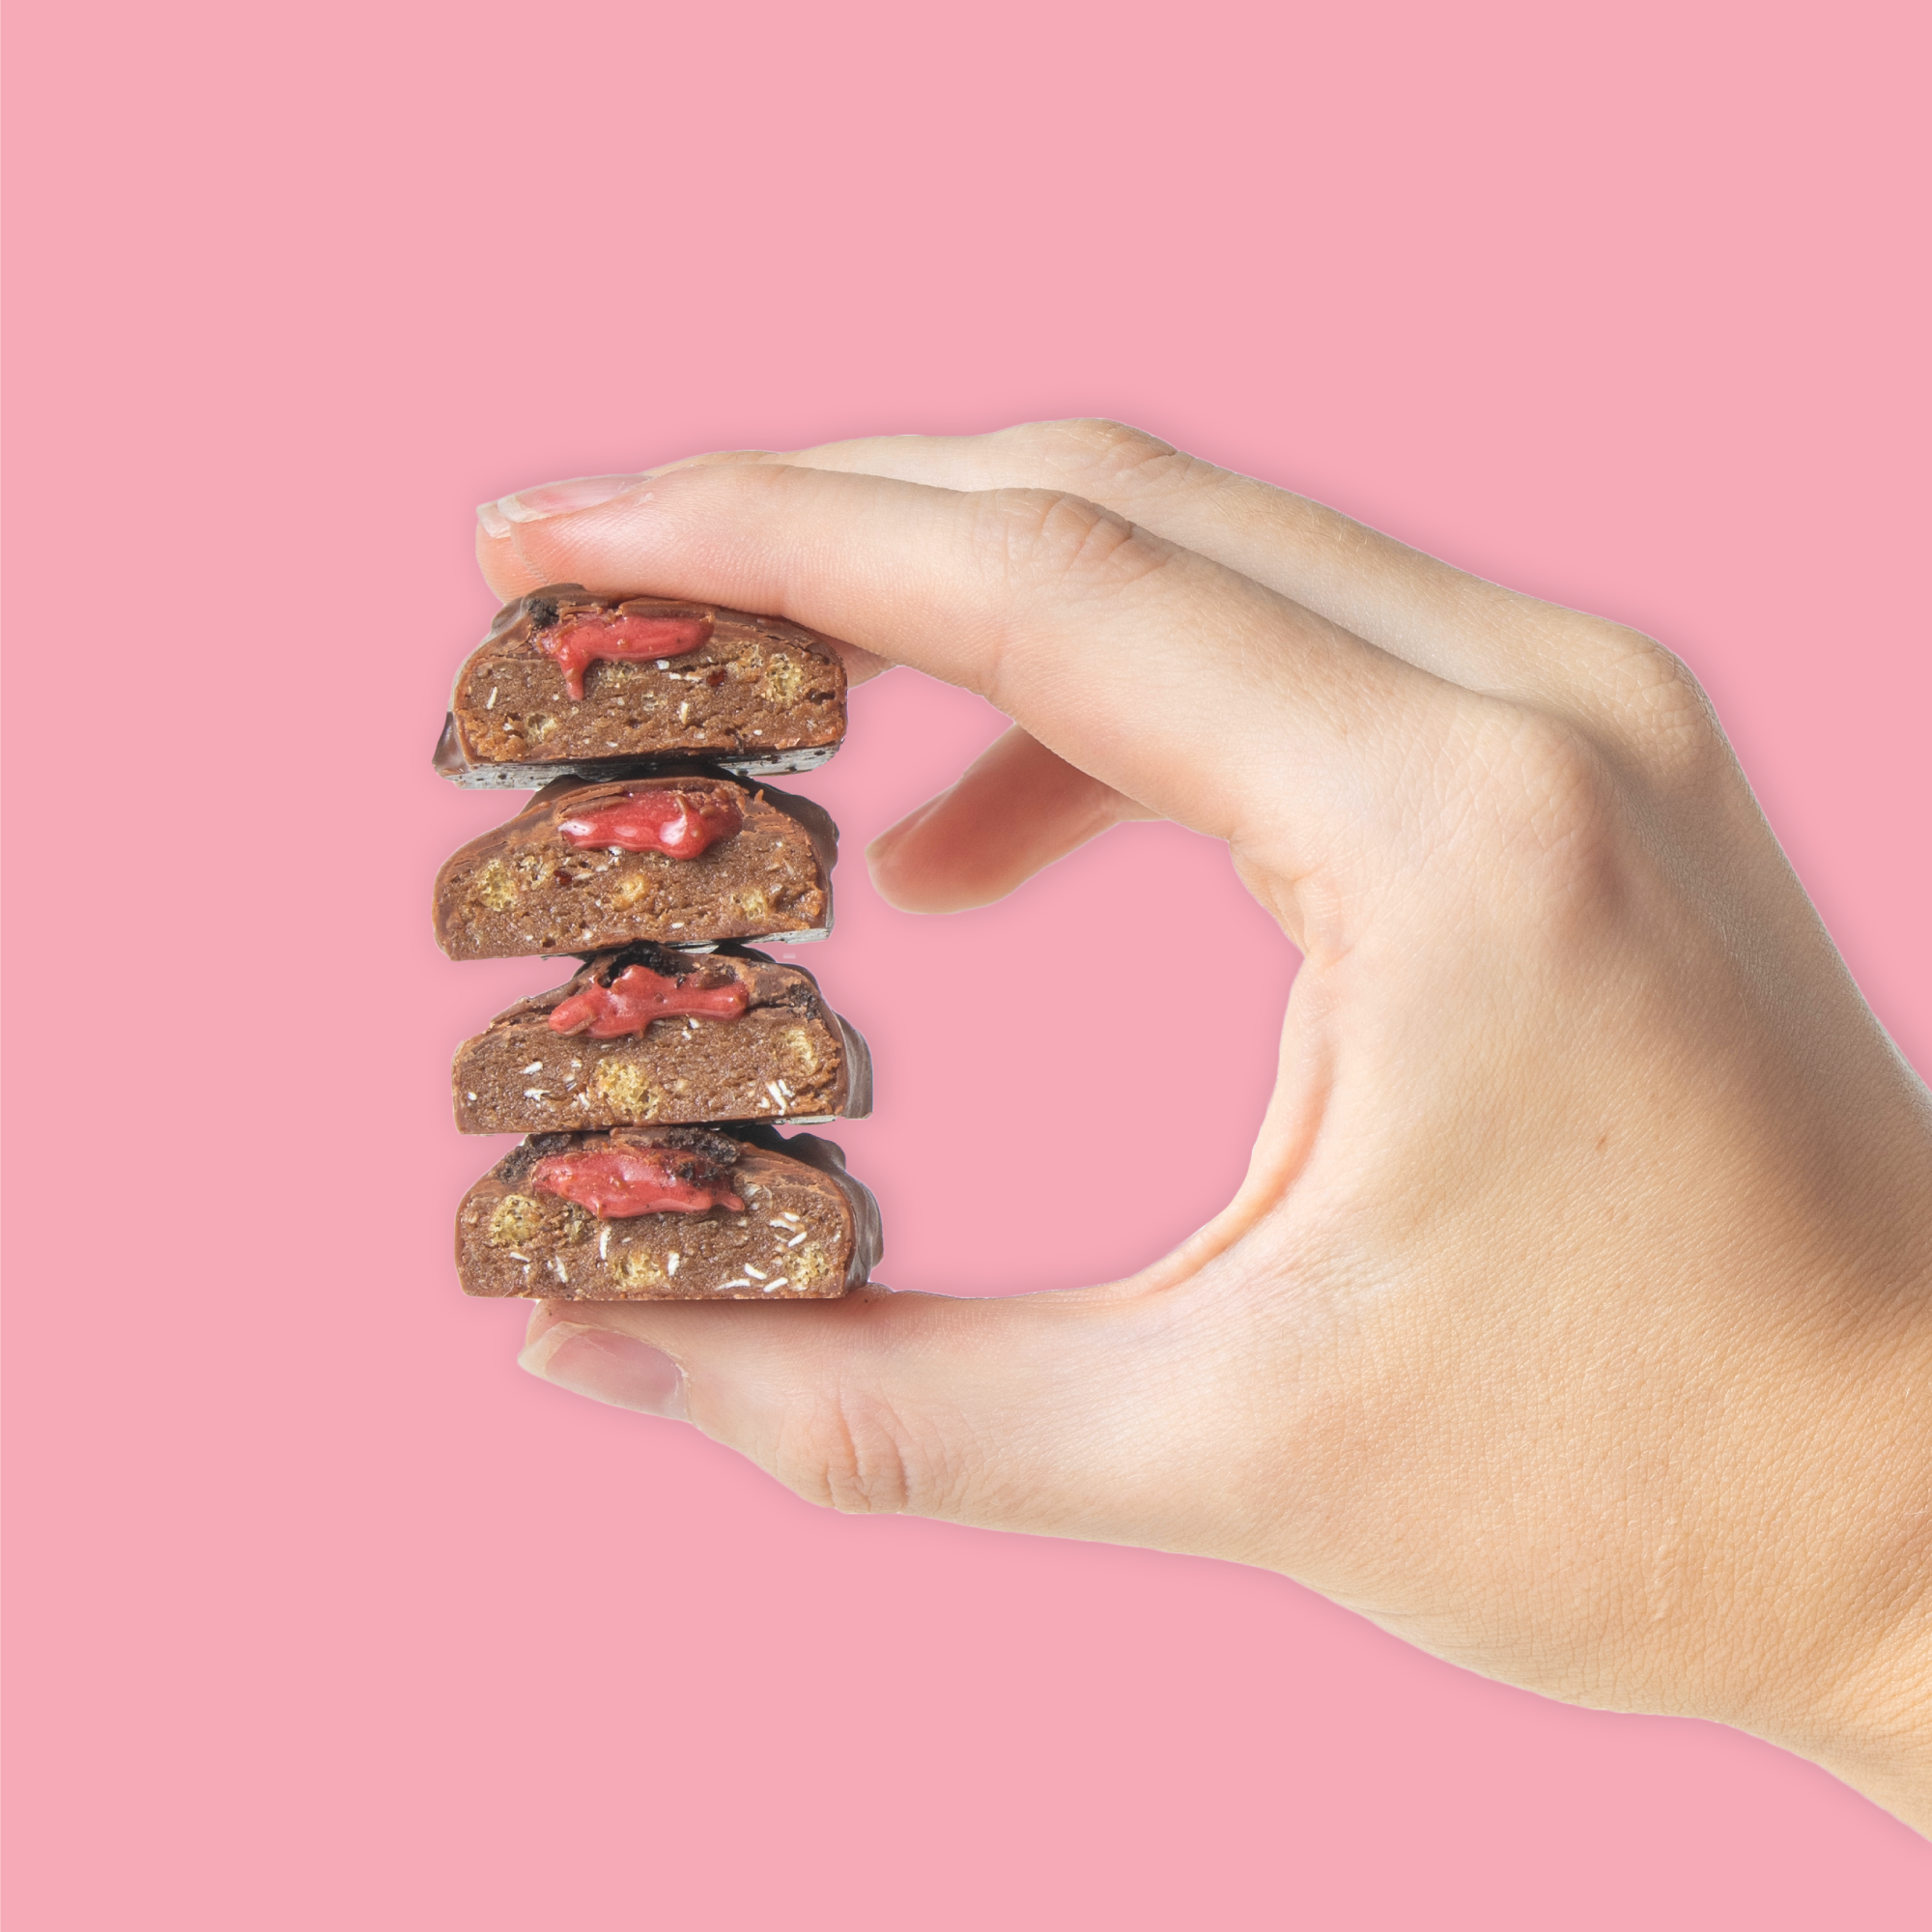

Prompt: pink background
xmin=6 ymin=0 xmax=1929 ymax=1921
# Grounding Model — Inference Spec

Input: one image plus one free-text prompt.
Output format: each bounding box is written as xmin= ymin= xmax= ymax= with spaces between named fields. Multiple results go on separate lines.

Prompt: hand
xmin=474 ymin=420 xmax=1932 ymax=1833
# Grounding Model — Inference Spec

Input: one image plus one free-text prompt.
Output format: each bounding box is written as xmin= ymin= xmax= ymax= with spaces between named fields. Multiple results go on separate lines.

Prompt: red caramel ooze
xmin=541 ymin=610 xmax=712 ymax=699
xmin=456 ymin=1124 xmax=884 ymax=1301
xmin=549 ymin=960 xmax=750 ymax=1038
xmin=555 ymin=786 xmax=742 ymax=861
xmin=432 ymin=773 xmax=838 ymax=960
xmin=530 ymin=1139 xmax=744 ymax=1216
xmin=437 ymin=585 xmax=849 ymax=785
xmin=451 ymin=943 xmax=873 ymax=1135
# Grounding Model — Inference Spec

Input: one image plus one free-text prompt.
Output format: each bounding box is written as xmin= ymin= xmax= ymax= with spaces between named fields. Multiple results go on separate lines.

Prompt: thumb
xmin=515 ymin=1278 xmax=1244 ymax=1548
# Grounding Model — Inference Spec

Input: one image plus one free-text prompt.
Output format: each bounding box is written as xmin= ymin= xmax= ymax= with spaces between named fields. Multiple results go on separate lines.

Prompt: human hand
xmin=473 ymin=421 xmax=1932 ymax=1833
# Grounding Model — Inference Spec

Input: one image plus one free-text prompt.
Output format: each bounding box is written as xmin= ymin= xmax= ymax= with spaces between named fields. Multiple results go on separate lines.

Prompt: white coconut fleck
xmin=670 ymin=922 xmax=684 ymax=929
xmin=760 ymin=1281 xmax=777 ymax=1293
xmin=721 ymin=1279 xmax=751 ymax=1291
xmin=766 ymin=1278 xmax=788 ymax=1291
xmin=486 ymin=687 xmax=497 ymax=709
xmin=508 ymin=1251 xmax=529 ymax=1263
xmin=667 ymin=1252 xmax=680 ymax=1276
xmin=765 ymin=1082 xmax=787 ymax=1110
xmin=525 ymin=1089 xmax=547 ymax=1099
xmin=552 ymin=1257 xmax=568 ymax=1283
xmin=466 ymin=1092 xmax=477 ymax=1101
xmin=744 ymin=1265 xmax=767 ymax=1280
xmin=787 ymin=1231 xmax=809 ymax=1248
xmin=523 ymin=1062 xmax=544 ymax=1074
xmin=599 ymin=1226 xmax=611 ymax=1261
xmin=571 ymin=1060 xmax=582 ymax=1071
xmin=656 ymin=658 xmax=669 ymax=669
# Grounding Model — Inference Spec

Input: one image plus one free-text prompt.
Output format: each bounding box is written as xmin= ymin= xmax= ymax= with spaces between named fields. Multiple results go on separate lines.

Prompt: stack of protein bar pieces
xmin=432 ymin=587 xmax=882 ymax=1302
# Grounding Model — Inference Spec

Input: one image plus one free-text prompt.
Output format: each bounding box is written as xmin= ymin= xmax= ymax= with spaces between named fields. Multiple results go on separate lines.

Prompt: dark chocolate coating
xmin=452 ymin=943 xmax=872 ymax=1133
xmin=432 ymin=773 xmax=838 ymax=959
xmin=456 ymin=1123 xmax=883 ymax=1300
xmin=436 ymin=584 xmax=848 ymax=786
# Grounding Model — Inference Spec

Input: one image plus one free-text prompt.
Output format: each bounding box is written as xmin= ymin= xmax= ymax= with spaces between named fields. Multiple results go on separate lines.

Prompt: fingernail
xmin=476 ymin=473 xmax=650 ymax=536
xmin=517 ymin=1321 xmax=688 ymax=1418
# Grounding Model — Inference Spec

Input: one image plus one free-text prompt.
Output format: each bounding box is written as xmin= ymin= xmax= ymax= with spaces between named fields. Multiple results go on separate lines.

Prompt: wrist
xmin=1719 ymin=1228 xmax=1932 ymax=1834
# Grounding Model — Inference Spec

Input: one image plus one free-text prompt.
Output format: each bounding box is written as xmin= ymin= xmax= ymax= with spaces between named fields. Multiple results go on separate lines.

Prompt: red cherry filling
xmin=549 ymin=964 xmax=751 ymax=1038
xmin=530 ymin=1146 xmax=744 ymax=1218
xmin=537 ymin=613 xmax=713 ymax=699
xmin=555 ymin=787 xmax=744 ymax=860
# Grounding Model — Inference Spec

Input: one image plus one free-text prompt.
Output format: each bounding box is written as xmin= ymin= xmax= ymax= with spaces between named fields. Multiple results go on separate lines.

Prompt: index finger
xmin=474 ymin=461 xmax=1440 ymax=879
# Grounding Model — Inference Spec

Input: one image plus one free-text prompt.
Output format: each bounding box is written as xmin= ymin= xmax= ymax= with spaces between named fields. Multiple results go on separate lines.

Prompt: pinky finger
xmin=866 ymin=724 xmax=1155 ymax=913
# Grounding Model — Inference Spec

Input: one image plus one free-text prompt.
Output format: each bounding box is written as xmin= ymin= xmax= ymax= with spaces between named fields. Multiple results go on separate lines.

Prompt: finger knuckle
xmin=1045 ymin=417 xmax=1189 ymax=481
xmin=978 ymin=487 xmax=1170 ymax=603
xmin=988 ymin=419 xmax=1203 ymax=497
xmin=1450 ymin=704 xmax=1625 ymax=904
xmin=1511 ymin=714 xmax=1615 ymax=858
xmin=1582 ymin=626 xmax=1730 ymax=789
xmin=773 ymin=1386 xmax=922 ymax=1515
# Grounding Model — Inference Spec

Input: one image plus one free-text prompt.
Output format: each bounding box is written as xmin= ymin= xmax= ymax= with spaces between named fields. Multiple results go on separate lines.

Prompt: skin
xmin=474 ymin=420 xmax=1932 ymax=1834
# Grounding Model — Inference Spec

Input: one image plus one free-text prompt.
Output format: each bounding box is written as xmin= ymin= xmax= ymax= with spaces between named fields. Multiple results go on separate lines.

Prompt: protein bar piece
xmin=434 ymin=584 xmax=849 ymax=786
xmin=433 ymin=773 xmax=836 ymax=959
xmin=452 ymin=943 xmax=872 ymax=1133
xmin=457 ymin=1124 xmax=883 ymax=1300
